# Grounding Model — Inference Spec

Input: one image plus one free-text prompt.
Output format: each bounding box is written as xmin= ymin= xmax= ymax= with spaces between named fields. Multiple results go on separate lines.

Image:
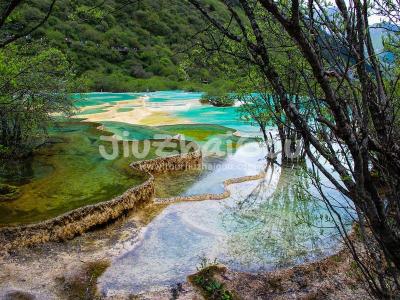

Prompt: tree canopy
xmin=0 ymin=43 xmax=75 ymax=157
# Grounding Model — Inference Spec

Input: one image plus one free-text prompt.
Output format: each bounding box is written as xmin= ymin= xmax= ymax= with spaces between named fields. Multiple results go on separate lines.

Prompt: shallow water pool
xmin=99 ymin=143 xmax=350 ymax=296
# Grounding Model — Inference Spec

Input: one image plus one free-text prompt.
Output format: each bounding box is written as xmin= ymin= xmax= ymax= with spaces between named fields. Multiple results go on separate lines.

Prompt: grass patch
xmin=158 ymin=124 xmax=256 ymax=154
xmin=159 ymin=124 xmax=234 ymax=142
xmin=188 ymin=258 xmax=236 ymax=300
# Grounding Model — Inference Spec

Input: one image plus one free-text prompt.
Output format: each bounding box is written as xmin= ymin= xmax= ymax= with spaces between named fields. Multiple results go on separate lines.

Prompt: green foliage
xmin=384 ymin=31 xmax=400 ymax=126
xmin=193 ymin=275 xmax=233 ymax=300
xmin=0 ymin=145 xmax=11 ymax=158
xmin=237 ymin=93 xmax=274 ymax=130
xmin=5 ymin=0 xmax=240 ymax=92
xmin=0 ymin=42 xmax=76 ymax=157
xmin=201 ymin=89 xmax=235 ymax=107
xmin=189 ymin=259 xmax=234 ymax=300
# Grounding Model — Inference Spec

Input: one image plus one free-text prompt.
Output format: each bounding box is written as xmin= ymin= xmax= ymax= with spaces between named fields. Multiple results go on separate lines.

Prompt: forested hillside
xmin=8 ymin=0 xmax=391 ymax=93
xmin=13 ymin=0 xmax=236 ymax=91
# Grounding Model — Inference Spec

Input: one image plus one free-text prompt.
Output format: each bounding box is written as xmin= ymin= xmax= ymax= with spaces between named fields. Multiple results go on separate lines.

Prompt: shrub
xmin=200 ymin=90 xmax=235 ymax=107
xmin=188 ymin=258 xmax=234 ymax=300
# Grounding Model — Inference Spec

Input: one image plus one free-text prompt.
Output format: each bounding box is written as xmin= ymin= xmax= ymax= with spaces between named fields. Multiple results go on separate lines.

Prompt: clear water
xmin=98 ymin=143 xmax=351 ymax=296
xmin=0 ymin=121 xmax=203 ymax=226
xmin=175 ymin=104 xmax=256 ymax=134
xmin=0 ymin=122 xmax=145 ymax=226
xmin=72 ymin=92 xmax=138 ymax=107
xmin=144 ymin=91 xmax=258 ymax=134
xmin=75 ymin=107 xmax=109 ymax=115
xmin=65 ymin=92 xmax=350 ymax=296
xmin=181 ymin=142 xmax=266 ymax=195
xmin=142 ymin=90 xmax=203 ymax=102
xmin=1 ymin=91 xmax=351 ymax=296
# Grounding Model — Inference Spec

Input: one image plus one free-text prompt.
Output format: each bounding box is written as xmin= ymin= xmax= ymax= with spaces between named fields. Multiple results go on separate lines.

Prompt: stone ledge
xmin=0 ymin=176 xmax=155 ymax=252
xmin=0 ymin=142 xmax=203 ymax=253
xmin=155 ymin=171 xmax=265 ymax=203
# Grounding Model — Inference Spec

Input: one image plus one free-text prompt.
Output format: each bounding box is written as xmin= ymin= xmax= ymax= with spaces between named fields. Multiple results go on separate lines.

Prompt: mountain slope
xmin=14 ymin=0 xmax=234 ymax=91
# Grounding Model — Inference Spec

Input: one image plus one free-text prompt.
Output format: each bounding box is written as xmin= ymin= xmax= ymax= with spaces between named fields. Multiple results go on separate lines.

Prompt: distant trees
xmin=2 ymin=0 xmax=245 ymax=92
xmin=189 ymin=0 xmax=400 ymax=297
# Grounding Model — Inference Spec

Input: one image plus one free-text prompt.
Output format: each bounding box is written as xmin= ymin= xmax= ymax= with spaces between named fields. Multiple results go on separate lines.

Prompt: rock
xmin=0 ymin=184 xmax=21 ymax=202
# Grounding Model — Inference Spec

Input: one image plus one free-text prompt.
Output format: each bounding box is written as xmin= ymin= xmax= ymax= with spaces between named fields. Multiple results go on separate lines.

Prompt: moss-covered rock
xmin=0 ymin=184 xmax=21 ymax=201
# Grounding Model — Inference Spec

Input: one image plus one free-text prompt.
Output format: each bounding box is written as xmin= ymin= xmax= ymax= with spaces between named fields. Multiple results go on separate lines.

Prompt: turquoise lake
xmin=73 ymin=91 xmax=260 ymax=134
xmin=0 ymin=91 xmax=352 ymax=295
xmin=67 ymin=91 xmax=353 ymax=296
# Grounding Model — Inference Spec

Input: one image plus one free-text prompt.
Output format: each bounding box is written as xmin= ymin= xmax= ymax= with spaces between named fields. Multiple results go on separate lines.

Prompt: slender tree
xmin=0 ymin=43 xmax=76 ymax=157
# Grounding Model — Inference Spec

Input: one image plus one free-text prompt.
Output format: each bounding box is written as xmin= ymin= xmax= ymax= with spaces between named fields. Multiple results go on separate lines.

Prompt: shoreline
xmin=0 ymin=213 xmax=359 ymax=300
xmin=0 ymin=171 xmax=356 ymax=300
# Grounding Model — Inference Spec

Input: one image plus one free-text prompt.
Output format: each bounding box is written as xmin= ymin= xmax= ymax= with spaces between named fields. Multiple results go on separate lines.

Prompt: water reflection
xmin=99 ymin=147 xmax=349 ymax=296
xmin=222 ymin=162 xmax=341 ymax=270
xmin=0 ymin=157 xmax=53 ymax=185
